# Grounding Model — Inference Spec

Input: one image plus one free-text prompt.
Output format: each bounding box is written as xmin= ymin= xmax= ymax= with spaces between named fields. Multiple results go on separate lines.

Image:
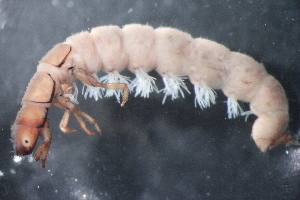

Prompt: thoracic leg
xmin=72 ymin=107 xmax=101 ymax=135
xmin=54 ymin=95 xmax=101 ymax=135
xmin=59 ymin=110 xmax=77 ymax=133
xmin=59 ymin=84 xmax=77 ymax=133
xmin=34 ymin=120 xmax=52 ymax=168
xmin=72 ymin=68 xmax=128 ymax=107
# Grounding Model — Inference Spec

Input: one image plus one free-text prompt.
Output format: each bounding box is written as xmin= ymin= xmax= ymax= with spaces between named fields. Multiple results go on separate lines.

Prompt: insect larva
xmin=11 ymin=24 xmax=292 ymax=168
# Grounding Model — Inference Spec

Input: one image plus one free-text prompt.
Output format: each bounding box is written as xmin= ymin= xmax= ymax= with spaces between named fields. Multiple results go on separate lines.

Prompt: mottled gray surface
xmin=0 ymin=1 xmax=300 ymax=199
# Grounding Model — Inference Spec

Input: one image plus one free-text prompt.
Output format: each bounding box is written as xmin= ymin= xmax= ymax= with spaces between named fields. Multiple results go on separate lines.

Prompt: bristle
xmin=194 ymin=84 xmax=216 ymax=109
xmin=100 ymin=71 xmax=132 ymax=103
xmin=64 ymin=83 xmax=79 ymax=104
xmin=82 ymin=84 xmax=103 ymax=101
xmin=73 ymin=83 xmax=79 ymax=101
xmin=161 ymin=73 xmax=190 ymax=104
xmin=81 ymin=74 xmax=103 ymax=101
xmin=132 ymin=69 xmax=158 ymax=98
xmin=241 ymin=110 xmax=254 ymax=122
xmin=227 ymin=98 xmax=243 ymax=119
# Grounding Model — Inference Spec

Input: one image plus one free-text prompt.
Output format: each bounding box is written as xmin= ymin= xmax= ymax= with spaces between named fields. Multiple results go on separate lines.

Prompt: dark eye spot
xmin=25 ymin=140 xmax=29 ymax=144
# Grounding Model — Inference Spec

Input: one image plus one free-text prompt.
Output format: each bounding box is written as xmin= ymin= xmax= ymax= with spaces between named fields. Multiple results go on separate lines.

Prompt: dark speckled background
xmin=0 ymin=1 xmax=300 ymax=199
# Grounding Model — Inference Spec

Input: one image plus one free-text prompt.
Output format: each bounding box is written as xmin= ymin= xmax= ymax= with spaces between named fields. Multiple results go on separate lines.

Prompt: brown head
xmin=11 ymin=124 xmax=39 ymax=156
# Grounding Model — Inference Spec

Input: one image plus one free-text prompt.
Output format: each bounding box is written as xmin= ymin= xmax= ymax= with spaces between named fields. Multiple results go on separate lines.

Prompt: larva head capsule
xmin=11 ymin=104 xmax=47 ymax=156
xmin=12 ymin=125 xmax=39 ymax=156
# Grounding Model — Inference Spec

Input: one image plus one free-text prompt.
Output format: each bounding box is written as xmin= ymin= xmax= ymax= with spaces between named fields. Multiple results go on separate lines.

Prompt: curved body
xmin=11 ymin=24 xmax=291 ymax=168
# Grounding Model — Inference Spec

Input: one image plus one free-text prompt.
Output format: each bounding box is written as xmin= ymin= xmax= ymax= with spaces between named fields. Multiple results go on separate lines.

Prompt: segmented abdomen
xmin=64 ymin=24 xmax=287 ymax=121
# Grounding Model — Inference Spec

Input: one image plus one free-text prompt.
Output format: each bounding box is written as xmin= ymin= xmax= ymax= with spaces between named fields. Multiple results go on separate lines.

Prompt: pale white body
xmin=27 ymin=24 xmax=290 ymax=156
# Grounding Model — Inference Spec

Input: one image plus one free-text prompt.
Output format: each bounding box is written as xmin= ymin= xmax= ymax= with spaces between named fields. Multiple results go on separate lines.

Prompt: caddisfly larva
xmin=11 ymin=24 xmax=292 ymax=168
